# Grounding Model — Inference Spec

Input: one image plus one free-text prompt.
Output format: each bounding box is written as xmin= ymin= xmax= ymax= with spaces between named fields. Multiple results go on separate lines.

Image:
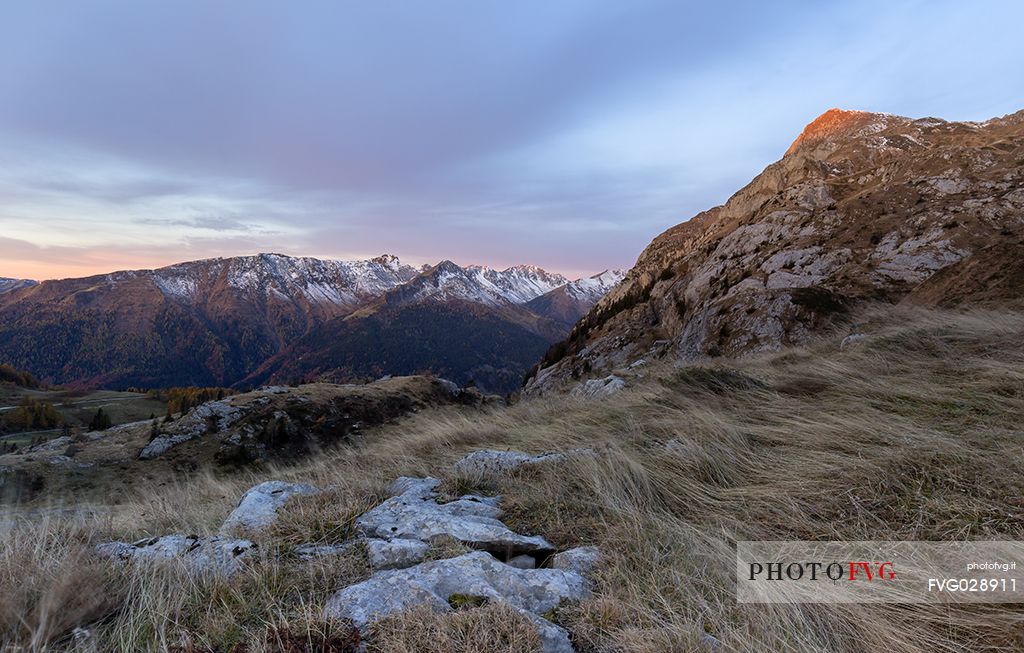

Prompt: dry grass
xmin=0 ymin=517 xmax=122 ymax=650
xmin=2 ymin=304 xmax=1023 ymax=651
xmin=366 ymin=603 xmax=542 ymax=653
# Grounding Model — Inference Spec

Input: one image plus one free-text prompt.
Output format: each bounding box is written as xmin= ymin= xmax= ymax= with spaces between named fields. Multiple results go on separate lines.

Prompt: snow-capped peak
xmin=560 ymin=269 xmax=626 ymax=302
xmin=151 ymin=253 xmax=419 ymax=307
xmin=467 ymin=264 xmax=570 ymax=304
xmin=401 ymin=261 xmax=619 ymax=307
xmin=146 ymin=253 xmax=621 ymax=314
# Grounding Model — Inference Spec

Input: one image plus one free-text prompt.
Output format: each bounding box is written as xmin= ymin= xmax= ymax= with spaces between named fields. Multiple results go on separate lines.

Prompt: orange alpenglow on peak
xmin=785 ymin=108 xmax=881 ymax=155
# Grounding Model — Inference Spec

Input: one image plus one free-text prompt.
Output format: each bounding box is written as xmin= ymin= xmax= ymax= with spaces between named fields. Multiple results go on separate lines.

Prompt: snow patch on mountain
xmin=151 ymin=253 xmax=419 ymax=307
xmin=152 ymin=273 xmax=199 ymax=299
xmin=561 ymin=270 xmax=625 ymax=302
xmin=402 ymin=261 xmax=580 ymax=307
xmin=0 ymin=278 xmax=37 ymax=294
xmin=466 ymin=265 xmax=570 ymax=304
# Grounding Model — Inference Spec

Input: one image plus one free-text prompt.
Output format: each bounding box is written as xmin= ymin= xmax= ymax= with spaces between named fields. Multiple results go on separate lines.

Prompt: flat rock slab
xmin=357 ymin=477 xmax=551 ymax=556
xmin=221 ymin=480 xmax=319 ymax=535
xmin=294 ymin=537 xmax=430 ymax=570
xmin=96 ymin=534 xmax=254 ymax=576
xmin=324 ymin=551 xmax=588 ymax=653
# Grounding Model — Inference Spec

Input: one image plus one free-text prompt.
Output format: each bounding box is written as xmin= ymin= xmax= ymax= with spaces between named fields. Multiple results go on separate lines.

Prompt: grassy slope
xmin=2 ymin=305 xmax=1022 ymax=652
xmin=0 ymin=388 xmax=166 ymax=447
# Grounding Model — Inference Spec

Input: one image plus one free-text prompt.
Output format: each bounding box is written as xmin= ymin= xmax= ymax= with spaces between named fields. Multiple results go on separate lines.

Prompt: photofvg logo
xmin=736 ymin=541 xmax=1024 ymax=604
xmin=748 ymin=560 xmax=896 ymax=583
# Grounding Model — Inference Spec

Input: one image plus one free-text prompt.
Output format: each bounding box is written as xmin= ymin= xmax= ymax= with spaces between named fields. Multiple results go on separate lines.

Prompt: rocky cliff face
xmin=526 ymin=108 xmax=1024 ymax=393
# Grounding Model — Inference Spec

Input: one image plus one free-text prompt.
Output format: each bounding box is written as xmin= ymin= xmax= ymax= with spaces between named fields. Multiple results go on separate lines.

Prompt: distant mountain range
xmin=0 ymin=255 xmax=622 ymax=393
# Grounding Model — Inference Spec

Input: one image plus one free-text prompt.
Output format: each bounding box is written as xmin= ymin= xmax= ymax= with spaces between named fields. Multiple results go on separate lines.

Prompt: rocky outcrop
xmin=526 ymin=108 xmax=1024 ymax=393
xmin=355 ymin=477 xmax=553 ymax=557
xmin=95 ymin=477 xmax=314 ymax=574
xmin=131 ymin=377 xmax=472 ymax=465
xmin=95 ymin=455 xmax=602 ymax=650
xmin=140 ymin=399 xmax=244 ymax=459
xmin=220 ymin=480 xmax=319 ymax=535
xmin=324 ymin=551 xmax=589 ymax=653
xmin=95 ymin=535 xmax=255 ymax=576
xmin=322 ymin=472 xmax=600 ymax=650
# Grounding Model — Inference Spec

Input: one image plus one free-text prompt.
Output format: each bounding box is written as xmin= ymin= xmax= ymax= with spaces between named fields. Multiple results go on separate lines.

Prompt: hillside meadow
xmin=2 ymin=304 xmax=1022 ymax=652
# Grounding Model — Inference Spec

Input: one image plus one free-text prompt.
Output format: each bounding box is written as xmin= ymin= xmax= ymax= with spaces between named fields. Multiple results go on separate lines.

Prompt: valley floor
xmin=2 ymin=304 xmax=1023 ymax=652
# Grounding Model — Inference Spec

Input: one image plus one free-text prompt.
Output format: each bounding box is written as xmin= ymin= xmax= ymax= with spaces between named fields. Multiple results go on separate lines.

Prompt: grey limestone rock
xmin=549 ymin=546 xmax=601 ymax=578
xmin=324 ymin=551 xmax=588 ymax=653
xmin=96 ymin=534 xmax=255 ymax=576
xmin=357 ymin=477 xmax=551 ymax=556
xmin=220 ymin=480 xmax=319 ymax=535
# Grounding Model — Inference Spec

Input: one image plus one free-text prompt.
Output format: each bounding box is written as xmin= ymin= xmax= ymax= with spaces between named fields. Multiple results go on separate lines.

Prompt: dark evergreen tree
xmin=88 ymin=408 xmax=111 ymax=431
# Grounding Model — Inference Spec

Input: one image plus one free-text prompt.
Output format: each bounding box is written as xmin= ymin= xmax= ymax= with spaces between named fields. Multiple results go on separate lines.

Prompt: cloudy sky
xmin=1 ymin=1 xmax=1021 ymax=280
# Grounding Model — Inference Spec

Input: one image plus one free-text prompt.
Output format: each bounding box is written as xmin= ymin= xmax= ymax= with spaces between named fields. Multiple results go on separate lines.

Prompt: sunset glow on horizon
xmin=2 ymin=1 xmax=1022 ymax=281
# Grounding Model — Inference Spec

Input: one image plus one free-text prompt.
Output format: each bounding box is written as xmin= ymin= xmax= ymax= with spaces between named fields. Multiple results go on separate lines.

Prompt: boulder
xmin=356 ymin=477 xmax=552 ymax=556
xmin=324 ymin=551 xmax=588 ymax=653
xmin=138 ymin=432 xmax=192 ymax=459
xmin=95 ymin=534 xmax=254 ymax=576
xmin=549 ymin=546 xmax=601 ymax=578
xmin=519 ymin=609 xmax=578 ymax=653
xmin=220 ymin=480 xmax=319 ymax=535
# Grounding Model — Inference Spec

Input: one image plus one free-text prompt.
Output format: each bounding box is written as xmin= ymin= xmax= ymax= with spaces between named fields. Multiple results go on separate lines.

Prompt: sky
xmin=0 ymin=1 xmax=1021 ymax=281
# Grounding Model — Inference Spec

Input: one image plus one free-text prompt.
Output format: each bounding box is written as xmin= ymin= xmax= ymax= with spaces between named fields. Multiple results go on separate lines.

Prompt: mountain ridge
xmin=527 ymin=106 xmax=1024 ymax=393
xmin=0 ymin=253 xmax=623 ymax=393
xmin=0 ymin=278 xmax=37 ymax=295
